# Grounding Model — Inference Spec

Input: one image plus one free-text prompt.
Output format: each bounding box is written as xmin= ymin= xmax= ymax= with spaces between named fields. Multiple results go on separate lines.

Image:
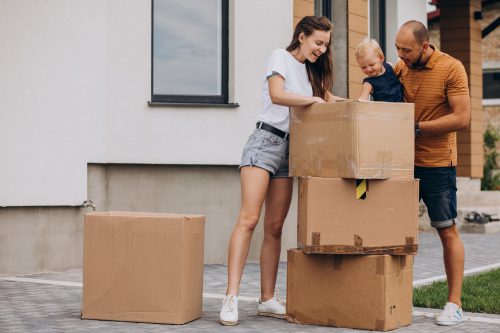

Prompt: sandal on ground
xmin=464 ymin=211 xmax=487 ymax=224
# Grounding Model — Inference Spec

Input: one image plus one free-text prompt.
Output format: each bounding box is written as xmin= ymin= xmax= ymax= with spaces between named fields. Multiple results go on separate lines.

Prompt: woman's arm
xmin=268 ymin=74 xmax=325 ymax=106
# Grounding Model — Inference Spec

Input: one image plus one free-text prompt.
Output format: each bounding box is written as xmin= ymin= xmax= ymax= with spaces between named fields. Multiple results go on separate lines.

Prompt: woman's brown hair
xmin=286 ymin=16 xmax=333 ymax=100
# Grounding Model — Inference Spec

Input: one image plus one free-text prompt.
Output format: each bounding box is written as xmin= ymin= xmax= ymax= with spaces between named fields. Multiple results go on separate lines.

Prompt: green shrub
xmin=481 ymin=125 xmax=500 ymax=191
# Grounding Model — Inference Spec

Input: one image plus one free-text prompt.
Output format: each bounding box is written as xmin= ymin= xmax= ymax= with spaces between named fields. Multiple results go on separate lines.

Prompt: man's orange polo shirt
xmin=394 ymin=45 xmax=469 ymax=167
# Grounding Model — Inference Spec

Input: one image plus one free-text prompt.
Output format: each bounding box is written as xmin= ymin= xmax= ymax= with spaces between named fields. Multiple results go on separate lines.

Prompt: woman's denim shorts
xmin=239 ymin=128 xmax=290 ymax=178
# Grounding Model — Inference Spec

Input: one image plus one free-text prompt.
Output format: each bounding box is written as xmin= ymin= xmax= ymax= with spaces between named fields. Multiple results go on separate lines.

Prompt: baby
xmin=355 ymin=38 xmax=403 ymax=102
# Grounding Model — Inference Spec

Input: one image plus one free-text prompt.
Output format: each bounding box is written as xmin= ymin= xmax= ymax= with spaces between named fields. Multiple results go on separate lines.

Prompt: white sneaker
xmin=257 ymin=296 xmax=286 ymax=319
xmin=220 ymin=295 xmax=238 ymax=326
xmin=436 ymin=302 xmax=464 ymax=326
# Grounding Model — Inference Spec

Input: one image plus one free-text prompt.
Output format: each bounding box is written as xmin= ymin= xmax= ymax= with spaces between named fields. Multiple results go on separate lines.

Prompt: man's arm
xmin=418 ymin=94 xmax=471 ymax=136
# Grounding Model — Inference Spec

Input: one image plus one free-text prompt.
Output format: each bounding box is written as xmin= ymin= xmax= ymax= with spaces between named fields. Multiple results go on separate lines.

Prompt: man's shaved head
xmin=395 ymin=20 xmax=432 ymax=68
xmin=399 ymin=20 xmax=429 ymax=45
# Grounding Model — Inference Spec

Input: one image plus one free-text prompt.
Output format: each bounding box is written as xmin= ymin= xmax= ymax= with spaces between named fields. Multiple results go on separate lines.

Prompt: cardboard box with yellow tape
xmin=290 ymin=100 xmax=414 ymax=179
xmin=298 ymin=177 xmax=419 ymax=255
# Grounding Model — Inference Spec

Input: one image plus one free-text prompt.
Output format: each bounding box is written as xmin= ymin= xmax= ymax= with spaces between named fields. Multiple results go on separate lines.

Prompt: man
xmin=394 ymin=20 xmax=471 ymax=326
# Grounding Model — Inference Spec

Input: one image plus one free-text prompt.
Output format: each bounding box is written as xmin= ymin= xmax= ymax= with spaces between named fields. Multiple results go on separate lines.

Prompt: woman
xmin=220 ymin=16 xmax=340 ymax=326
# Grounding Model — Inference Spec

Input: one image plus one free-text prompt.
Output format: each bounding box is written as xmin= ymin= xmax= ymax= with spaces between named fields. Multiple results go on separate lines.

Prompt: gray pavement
xmin=1 ymin=231 xmax=500 ymax=332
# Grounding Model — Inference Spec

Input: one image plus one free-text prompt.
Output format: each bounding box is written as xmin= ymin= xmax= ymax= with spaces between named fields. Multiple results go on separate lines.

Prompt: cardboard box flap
xmin=86 ymin=211 xmax=204 ymax=220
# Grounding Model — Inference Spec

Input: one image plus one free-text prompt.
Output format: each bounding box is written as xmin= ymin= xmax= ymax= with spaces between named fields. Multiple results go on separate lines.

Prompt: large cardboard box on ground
xmin=298 ymin=177 xmax=419 ymax=254
xmin=290 ymin=100 xmax=414 ymax=179
xmin=286 ymin=249 xmax=413 ymax=331
xmin=81 ymin=211 xmax=205 ymax=325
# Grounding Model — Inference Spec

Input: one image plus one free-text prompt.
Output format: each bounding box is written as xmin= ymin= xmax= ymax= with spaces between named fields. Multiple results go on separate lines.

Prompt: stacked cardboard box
xmin=287 ymin=101 xmax=418 ymax=331
xmin=81 ymin=211 xmax=205 ymax=325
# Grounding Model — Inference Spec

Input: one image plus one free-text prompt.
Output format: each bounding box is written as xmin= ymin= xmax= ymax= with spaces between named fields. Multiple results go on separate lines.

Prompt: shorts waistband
xmin=256 ymin=121 xmax=289 ymax=140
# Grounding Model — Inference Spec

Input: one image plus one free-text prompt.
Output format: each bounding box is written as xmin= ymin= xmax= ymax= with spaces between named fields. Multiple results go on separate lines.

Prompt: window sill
xmin=148 ymin=101 xmax=239 ymax=108
xmin=483 ymin=99 xmax=500 ymax=107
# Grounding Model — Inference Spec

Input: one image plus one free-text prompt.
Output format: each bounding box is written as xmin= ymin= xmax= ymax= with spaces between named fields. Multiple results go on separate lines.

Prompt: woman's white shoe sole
xmin=257 ymin=311 xmax=285 ymax=319
xmin=220 ymin=319 xmax=238 ymax=326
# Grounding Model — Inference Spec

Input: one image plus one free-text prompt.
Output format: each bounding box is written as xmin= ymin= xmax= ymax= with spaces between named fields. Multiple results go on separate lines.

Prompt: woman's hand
xmin=312 ymin=96 xmax=326 ymax=104
xmin=325 ymin=91 xmax=345 ymax=102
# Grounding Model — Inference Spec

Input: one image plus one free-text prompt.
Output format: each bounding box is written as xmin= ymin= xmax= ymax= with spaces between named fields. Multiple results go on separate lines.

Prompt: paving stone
xmin=1 ymin=231 xmax=500 ymax=332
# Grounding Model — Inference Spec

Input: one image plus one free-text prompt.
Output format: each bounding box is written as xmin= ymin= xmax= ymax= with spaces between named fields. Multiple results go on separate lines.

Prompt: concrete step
xmin=458 ymin=191 xmax=500 ymax=207
xmin=419 ymin=204 xmax=500 ymax=233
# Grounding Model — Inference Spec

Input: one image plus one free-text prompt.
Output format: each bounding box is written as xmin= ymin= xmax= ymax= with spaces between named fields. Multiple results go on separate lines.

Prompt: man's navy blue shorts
xmin=415 ymin=166 xmax=457 ymax=229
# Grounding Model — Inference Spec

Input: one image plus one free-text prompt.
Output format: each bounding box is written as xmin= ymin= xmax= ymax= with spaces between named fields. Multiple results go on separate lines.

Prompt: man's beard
xmin=409 ymin=48 xmax=425 ymax=69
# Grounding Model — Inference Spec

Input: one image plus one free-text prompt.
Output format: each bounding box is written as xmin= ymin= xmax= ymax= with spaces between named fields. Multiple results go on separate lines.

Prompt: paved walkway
xmin=1 ymin=231 xmax=500 ymax=332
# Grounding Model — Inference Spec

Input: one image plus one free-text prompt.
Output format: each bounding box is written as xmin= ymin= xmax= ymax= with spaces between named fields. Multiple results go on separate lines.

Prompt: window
xmin=151 ymin=0 xmax=229 ymax=104
xmin=483 ymin=65 xmax=500 ymax=106
xmin=314 ymin=0 xmax=331 ymax=21
xmin=369 ymin=0 xmax=386 ymax=55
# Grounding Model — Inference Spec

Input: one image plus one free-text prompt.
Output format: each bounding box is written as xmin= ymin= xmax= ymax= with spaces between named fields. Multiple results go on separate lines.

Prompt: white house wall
xmin=384 ymin=0 xmax=427 ymax=65
xmin=0 ymin=0 xmax=293 ymax=206
xmin=0 ymin=0 xmax=108 ymax=206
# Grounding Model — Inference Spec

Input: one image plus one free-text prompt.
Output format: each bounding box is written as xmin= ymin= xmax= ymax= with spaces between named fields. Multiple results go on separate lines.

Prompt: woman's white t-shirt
xmin=258 ymin=48 xmax=313 ymax=132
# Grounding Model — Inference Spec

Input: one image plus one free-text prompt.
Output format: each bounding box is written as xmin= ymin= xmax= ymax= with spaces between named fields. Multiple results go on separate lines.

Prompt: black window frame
xmin=483 ymin=68 xmax=500 ymax=101
xmin=150 ymin=0 xmax=229 ymax=104
xmin=369 ymin=0 xmax=386 ymax=55
xmin=314 ymin=0 xmax=333 ymax=21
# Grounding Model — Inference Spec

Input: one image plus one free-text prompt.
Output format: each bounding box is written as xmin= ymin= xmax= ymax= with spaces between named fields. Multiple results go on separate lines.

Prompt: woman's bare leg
xmin=226 ymin=166 xmax=270 ymax=296
xmin=260 ymin=177 xmax=293 ymax=301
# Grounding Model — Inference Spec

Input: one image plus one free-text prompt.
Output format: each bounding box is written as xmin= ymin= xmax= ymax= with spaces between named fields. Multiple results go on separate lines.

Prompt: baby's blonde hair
xmin=355 ymin=38 xmax=384 ymax=60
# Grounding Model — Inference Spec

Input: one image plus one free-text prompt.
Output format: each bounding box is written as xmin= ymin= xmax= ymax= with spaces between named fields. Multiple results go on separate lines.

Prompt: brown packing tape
xmin=375 ymin=319 xmax=386 ymax=331
xmin=376 ymin=256 xmax=385 ymax=275
xmin=406 ymin=237 xmax=415 ymax=245
xmin=354 ymin=234 xmax=363 ymax=246
xmin=312 ymin=232 xmax=321 ymax=246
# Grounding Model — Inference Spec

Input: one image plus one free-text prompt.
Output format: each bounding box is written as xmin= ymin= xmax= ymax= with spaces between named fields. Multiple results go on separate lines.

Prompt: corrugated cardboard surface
xmin=290 ymin=100 xmax=414 ymax=179
xmin=81 ymin=212 xmax=205 ymax=325
xmin=298 ymin=177 xmax=419 ymax=253
xmin=286 ymin=249 xmax=413 ymax=331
